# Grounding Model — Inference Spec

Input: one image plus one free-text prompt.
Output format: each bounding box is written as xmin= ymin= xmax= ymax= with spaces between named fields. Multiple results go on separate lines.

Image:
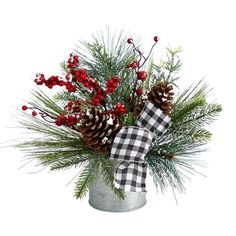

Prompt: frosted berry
xmin=154 ymin=36 xmax=159 ymax=42
xmin=127 ymin=38 xmax=133 ymax=44
xmin=136 ymin=88 xmax=143 ymax=96
xmin=137 ymin=71 xmax=148 ymax=81
xmin=114 ymin=103 xmax=126 ymax=116
xmin=127 ymin=61 xmax=139 ymax=69
xmin=32 ymin=111 xmax=38 ymax=117
xmin=22 ymin=105 xmax=28 ymax=111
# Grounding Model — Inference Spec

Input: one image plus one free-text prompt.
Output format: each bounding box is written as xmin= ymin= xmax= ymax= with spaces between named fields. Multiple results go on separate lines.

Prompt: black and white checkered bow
xmin=110 ymin=101 xmax=171 ymax=192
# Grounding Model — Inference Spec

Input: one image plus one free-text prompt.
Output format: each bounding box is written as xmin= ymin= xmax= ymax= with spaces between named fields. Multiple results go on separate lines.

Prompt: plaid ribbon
xmin=110 ymin=101 xmax=171 ymax=192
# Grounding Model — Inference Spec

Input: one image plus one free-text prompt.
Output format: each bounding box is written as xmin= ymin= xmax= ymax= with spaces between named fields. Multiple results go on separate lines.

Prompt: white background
xmin=0 ymin=0 xmax=235 ymax=235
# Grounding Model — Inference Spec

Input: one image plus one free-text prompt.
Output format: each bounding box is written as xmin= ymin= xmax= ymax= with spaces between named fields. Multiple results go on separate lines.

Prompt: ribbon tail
xmin=114 ymin=161 xmax=147 ymax=192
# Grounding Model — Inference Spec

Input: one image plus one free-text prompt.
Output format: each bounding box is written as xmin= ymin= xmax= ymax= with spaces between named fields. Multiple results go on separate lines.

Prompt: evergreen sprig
xmin=99 ymin=157 xmax=125 ymax=200
xmin=75 ymin=30 xmax=133 ymax=83
xmin=147 ymin=47 xmax=182 ymax=89
xmin=74 ymin=158 xmax=99 ymax=199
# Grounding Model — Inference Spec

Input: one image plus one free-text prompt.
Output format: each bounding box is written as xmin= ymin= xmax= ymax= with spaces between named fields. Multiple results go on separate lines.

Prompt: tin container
xmin=89 ymin=162 xmax=146 ymax=212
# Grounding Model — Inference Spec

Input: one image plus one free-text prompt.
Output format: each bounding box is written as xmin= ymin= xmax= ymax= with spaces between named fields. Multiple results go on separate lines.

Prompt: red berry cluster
xmin=90 ymin=76 xmax=121 ymax=107
xmin=55 ymin=114 xmax=79 ymax=127
xmin=34 ymin=54 xmax=100 ymax=93
xmin=34 ymin=74 xmax=77 ymax=93
xmin=34 ymin=54 xmax=124 ymax=110
xmin=67 ymin=53 xmax=79 ymax=74
xmin=114 ymin=103 xmax=126 ymax=116
xmin=92 ymin=88 xmax=106 ymax=106
xmin=106 ymin=76 xmax=121 ymax=93
xmin=74 ymin=69 xmax=99 ymax=90
xmin=34 ymin=73 xmax=46 ymax=85
xmin=64 ymin=100 xmax=81 ymax=113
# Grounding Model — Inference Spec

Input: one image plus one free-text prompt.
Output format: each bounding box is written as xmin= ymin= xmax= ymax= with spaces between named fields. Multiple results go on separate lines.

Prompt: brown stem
xmin=139 ymin=42 xmax=157 ymax=68
xmin=29 ymin=105 xmax=58 ymax=121
xmin=129 ymin=41 xmax=157 ymax=112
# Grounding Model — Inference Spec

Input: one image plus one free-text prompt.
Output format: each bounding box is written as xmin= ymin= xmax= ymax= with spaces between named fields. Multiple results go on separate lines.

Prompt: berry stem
xmin=131 ymin=76 xmax=138 ymax=112
xmin=29 ymin=105 xmax=57 ymax=121
xmin=139 ymin=42 xmax=157 ymax=68
xmin=128 ymin=40 xmax=158 ymax=111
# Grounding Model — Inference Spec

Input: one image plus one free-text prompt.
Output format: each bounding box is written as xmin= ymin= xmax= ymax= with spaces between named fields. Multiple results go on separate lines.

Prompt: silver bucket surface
xmin=89 ymin=166 xmax=146 ymax=212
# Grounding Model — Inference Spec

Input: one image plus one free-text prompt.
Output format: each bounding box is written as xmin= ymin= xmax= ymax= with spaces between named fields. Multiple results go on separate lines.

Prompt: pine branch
xmin=99 ymin=157 xmax=125 ymax=200
xmin=53 ymin=90 xmax=79 ymax=104
xmin=171 ymin=103 xmax=222 ymax=131
xmin=74 ymin=158 xmax=100 ymax=199
xmin=170 ymin=81 xmax=222 ymax=132
xmin=50 ymin=156 xmax=89 ymax=171
xmin=174 ymin=80 xmax=210 ymax=105
xmin=145 ymin=155 xmax=185 ymax=193
xmin=171 ymin=96 xmax=206 ymax=123
xmin=152 ymin=127 xmax=210 ymax=160
xmin=146 ymin=152 xmax=206 ymax=193
xmin=29 ymin=89 xmax=64 ymax=117
xmin=75 ymin=30 xmax=133 ymax=82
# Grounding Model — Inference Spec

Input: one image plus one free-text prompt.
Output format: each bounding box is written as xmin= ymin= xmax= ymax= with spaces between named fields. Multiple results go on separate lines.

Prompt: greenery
xmin=16 ymin=91 xmax=124 ymax=200
xmin=15 ymin=30 xmax=222 ymax=200
xmin=145 ymin=80 xmax=222 ymax=193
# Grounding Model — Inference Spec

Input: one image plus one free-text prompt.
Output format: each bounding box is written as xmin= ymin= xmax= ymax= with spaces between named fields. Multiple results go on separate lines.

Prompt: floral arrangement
xmin=17 ymin=31 xmax=222 ymax=200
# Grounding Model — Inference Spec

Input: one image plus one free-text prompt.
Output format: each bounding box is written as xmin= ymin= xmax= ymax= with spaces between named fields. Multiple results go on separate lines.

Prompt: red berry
xmin=127 ymin=38 xmax=133 ymax=44
xmin=127 ymin=61 xmax=139 ymax=69
xmin=32 ymin=111 xmax=38 ymax=117
xmin=75 ymin=69 xmax=87 ymax=82
xmin=136 ymin=88 xmax=143 ymax=96
xmin=154 ymin=36 xmax=159 ymax=42
xmin=67 ymin=101 xmax=73 ymax=107
xmin=106 ymin=76 xmax=120 ymax=93
xmin=22 ymin=105 xmax=28 ymax=111
xmin=137 ymin=71 xmax=148 ymax=81
xmin=55 ymin=114 xmax=66 ymax=126
xmin=111 ymin=76 xmax=121 ymax=83
xmin=55 ymin=120 xmax=62 ymax=126
xmin=132 ymin=61 xmax=139 ymax=69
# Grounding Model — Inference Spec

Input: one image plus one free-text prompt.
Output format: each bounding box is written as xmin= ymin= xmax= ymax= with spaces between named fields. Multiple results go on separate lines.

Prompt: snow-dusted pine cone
xmin=147 ymin=81 xmax=174 ymax=116
xmin=78 ymin=107 xmax=122 ymax=152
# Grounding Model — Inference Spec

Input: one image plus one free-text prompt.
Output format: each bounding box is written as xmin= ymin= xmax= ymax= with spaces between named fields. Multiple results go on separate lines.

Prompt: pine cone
xmin=147 ymin=81 xmax=174 ymax=116
xmin=78 ymin=107 xmax=122 ymax=152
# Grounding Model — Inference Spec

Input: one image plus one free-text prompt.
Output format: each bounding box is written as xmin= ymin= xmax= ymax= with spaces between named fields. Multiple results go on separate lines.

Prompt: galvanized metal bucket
xmin=89 ymin=161 xmax=146 ymax=212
